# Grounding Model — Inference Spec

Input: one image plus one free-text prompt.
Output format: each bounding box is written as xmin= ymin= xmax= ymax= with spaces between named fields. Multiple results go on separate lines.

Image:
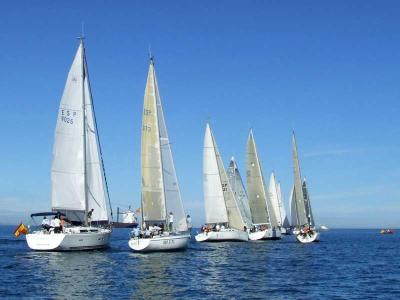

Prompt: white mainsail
xmin=292 ymin=132 xmax=309 ymax=226
xmin=51 ymin=41 xmax=111 ymax=223
xmin=203 ymin=124 xmax=245 ymax=230
xmin=246 ymin=130 xmax=278 ymax=227
xmin=227 ymin=157 xmax=252 ymax=227
xmin=268 ymin=172 xmax=282 ymax=227
xmin=141 ymin=60 xmax=187 ymax=232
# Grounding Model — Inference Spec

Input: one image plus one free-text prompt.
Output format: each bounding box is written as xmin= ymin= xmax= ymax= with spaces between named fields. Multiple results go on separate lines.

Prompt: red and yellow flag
xmin=14 ymin=223 xmax=28 ymax=237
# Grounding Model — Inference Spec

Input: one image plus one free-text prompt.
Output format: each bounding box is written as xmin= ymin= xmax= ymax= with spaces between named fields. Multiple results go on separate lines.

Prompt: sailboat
xmin=268 ymin=173 xmax=289 ymax=235
xmin=26 ymin=39 xmax=112 ymax=251
xmin=195 ymin=124 xmax=249 ymax=242
xmin=227 ymin=157 xmax=253 ymax=229
xmin=128 ymin=58 xmax=190 ymax=252
xmin=246 ymin=130 xmax=281 ymax=241
xmin=291 ymin=132 xmax=319 ymax=243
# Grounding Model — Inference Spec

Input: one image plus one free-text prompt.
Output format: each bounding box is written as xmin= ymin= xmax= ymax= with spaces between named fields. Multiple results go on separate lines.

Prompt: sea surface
xmin=0 ymin=226 xmax=399 ymax=299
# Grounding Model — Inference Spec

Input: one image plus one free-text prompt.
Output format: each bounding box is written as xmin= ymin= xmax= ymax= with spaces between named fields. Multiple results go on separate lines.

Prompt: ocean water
xmin=0 ymin=226 xmax=399 ymax=299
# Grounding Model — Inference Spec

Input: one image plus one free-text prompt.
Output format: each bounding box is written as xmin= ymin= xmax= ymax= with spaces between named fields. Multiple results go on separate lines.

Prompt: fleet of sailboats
xmin=22 ymin=38 xmax=322 ymax=251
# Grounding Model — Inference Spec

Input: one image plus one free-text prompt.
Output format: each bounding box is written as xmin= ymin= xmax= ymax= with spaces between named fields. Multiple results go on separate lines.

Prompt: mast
xmin=80 ymin=37 xmax=89 ymax=226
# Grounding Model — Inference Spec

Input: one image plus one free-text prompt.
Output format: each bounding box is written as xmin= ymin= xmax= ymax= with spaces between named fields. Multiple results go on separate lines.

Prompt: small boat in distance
xmin=26 ymin=39 xmax=112 ymax=251
xmin=380 ymin=229 xmax=394 ymax=234
xmin=195 ymin=124 xmax=249 ymax=242
xmin=113 ymin=206 xmax=138 ymax=228
xmin=320 ymin=225 xmax=329 ymax=231
xmin=291 ymin=132 xmax=319 ymax=243
xmin=246 ymin=130 xmax=281 ymax=241
xmin=128 ymin=57 xmax=190 ymax=252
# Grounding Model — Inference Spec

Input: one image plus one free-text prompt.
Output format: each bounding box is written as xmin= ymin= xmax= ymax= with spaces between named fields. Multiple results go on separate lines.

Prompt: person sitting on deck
xmin=41 ymin=217 xmax=51 ymax=231
xmin=53 ymin=216 xmax=61 ymax=233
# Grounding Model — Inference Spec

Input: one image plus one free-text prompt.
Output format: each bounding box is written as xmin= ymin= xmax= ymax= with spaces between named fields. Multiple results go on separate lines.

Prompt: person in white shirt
xmin=53 ymin=217 xmax=61 ymax=233
xmin=41 ymin=217 xmax=51 ymax=231
xmin=168 ymin=212 xmax=174 ymax=232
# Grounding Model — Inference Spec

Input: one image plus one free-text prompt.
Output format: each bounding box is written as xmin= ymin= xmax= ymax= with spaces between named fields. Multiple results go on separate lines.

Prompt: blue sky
xmin=1 ymin=1 xmax=399 ymax=228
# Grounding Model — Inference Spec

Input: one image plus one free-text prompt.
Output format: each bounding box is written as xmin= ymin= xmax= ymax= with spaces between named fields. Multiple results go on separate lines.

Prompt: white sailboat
xmin=128 ymin=58 xmax=190 ymax=252
xmin=246 ymin=130 xmax=281 ymax=241
xmin=268 ymin=173 xmax=289 ymax=235
xmin=26 ymin=39 xmax=112 ymax=251
xmin=289 ymin=185 xmax=299 ymax=234
xmin=195 ymin=124 xmax=249 ymax=242
xmin=291 ymin=132 xmax=319 ymax=243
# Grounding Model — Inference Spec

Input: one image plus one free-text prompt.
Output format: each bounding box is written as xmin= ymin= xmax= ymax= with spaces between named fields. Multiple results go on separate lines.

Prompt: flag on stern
xmin=14 ymin=223 xmax=28 ymax=237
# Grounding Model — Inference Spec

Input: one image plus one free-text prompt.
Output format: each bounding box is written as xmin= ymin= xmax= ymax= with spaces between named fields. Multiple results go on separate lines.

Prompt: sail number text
xmin=61 ymin=109 xmax=77 ymax=125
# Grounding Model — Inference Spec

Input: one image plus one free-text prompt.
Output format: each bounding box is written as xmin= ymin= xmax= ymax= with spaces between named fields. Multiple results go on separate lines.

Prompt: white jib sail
xmin=227 ymin=157 xmax=253 ymax=228
xmin=153 ymin=62 xmax=187 ymax=232
xmin=268 ymin=172 xmax=282 ymax=227
xmin=203 ymin=124 xmax=229 ymax=224
xmin=83 ymin=58 xmax=111 ymax=222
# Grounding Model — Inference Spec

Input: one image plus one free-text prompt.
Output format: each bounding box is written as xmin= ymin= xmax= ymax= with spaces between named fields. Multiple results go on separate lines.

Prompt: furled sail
xmin=227 ymin=157 xmax=252 ymax=227
xmin=292 ymin=133 xmax=308 ymax=226
xmin=246 ymin=130 xmax=278 ymax=227
xmin=141 ymin=60 xmax=187 ymax=232
xmin=51 ymin=41 xmax=111 ymax=223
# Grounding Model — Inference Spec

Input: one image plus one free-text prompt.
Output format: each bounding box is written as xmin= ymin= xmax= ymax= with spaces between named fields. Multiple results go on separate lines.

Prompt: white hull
xmin=195 ymin=228 xmax=248 ymax=242
xmin=280 ymin=227 xmax=289 ymax=235
xmin=26 ymin=227 xmax=111 ymax=251
xmin=249 ymin=228 xmax=282 ymax=241
xmin=128 ymin=233 xmax=190 ymax=252
xmin=296 ymin=231 xmax=320 ymax=243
